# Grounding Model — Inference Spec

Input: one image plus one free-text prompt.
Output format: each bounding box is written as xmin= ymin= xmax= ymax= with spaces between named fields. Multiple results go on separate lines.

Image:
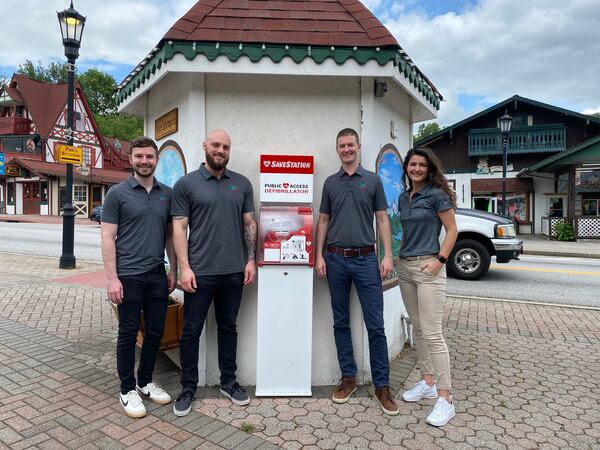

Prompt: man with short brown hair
xmin=316 ymin=128 xmax=398 ymax=416
xmin=102 ymin=136 xmax=177 ymax=418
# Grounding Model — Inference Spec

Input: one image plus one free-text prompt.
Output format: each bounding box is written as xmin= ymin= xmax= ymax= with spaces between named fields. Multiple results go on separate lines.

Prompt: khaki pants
xmin=398 ymin=257 xmax=452 ymax=390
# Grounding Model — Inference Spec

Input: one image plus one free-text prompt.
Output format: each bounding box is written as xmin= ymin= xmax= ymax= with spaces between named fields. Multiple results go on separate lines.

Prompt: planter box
xmin=111 ymin=297 xmax=184 ymax=351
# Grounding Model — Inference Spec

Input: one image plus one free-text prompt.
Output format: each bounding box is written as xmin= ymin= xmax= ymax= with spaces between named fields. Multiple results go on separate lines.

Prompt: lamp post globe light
xmin=57 ymin=1 xmax=86 ymax=269
xmin=499 ymin=110 xmax=513 ymax=217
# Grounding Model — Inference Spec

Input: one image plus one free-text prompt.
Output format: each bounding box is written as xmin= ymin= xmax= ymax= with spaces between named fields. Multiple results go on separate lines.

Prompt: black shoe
xmin=173 ymin=391 xmax=194 ymax=417
xmin=220 ymin=382 xmax=250 ymax=406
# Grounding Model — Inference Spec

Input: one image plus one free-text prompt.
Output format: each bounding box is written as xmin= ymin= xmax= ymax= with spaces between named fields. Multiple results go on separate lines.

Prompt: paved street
xmin=448 ymin=255 xmax=600 ymax=307
xmin=1 ymin=252 xmax=600 ymax=449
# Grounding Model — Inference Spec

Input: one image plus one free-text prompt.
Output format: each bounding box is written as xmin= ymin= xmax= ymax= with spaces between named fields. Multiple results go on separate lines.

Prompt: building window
xmin=82 ymin=147 xmax=93 ymax=166
xmin=582 ymin=199 xmax=600 ymax=216
xmin=548 ymin=197 xmax=564 ymax=217
xmin=73 ymin=185 xmax=87 ymax=202
xmin=74 ymin=111 xmax=85 ymax=131
xmin=499 ymin=193 xmax=529 ymax=223
xmin=40 ymin=181 xmax=49 ymax=205
xmin=7 ymin=183 xmax=15 ymax=205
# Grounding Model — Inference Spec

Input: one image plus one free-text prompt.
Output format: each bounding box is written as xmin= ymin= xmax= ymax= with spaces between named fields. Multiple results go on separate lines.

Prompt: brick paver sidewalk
xmin=1 ymin=252 xmax=599 ymax=449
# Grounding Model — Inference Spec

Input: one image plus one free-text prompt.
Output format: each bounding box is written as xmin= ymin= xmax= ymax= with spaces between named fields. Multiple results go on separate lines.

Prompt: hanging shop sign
xmin=5 ymin=165 xmax=20 ymax=176
xmin=0 ymin=153 xmax=4 ymax=176
xmin=260 ymin=154 xmax=314 ymax=203
xmin=56 ymin=144 xmax=83 ymax=165
xmin=155 ymin=108 xmax=178 ymax=141
xmin=576 ymin=169 xmax=600 ymax=193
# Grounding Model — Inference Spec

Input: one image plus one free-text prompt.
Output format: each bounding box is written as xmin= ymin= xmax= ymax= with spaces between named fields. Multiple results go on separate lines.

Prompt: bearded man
xmin=171 ymin=130 xmax=257 ymax=416
xmin=101 ymin=136 xmax=177 ymax=418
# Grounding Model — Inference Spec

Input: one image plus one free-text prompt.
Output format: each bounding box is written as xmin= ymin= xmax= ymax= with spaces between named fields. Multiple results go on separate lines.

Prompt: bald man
xmin=171 ymin=130 xmax=257 ymax=416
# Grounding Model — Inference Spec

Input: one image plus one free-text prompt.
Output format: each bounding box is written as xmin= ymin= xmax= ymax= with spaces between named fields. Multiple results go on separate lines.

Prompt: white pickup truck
xmin=448 ymin=208 xmax=523 ymax=280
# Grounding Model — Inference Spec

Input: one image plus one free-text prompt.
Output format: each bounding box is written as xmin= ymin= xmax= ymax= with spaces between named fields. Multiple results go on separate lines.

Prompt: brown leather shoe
xmin=332 ymin=376 xmax=357 ymax=403
xmin=375 ymin=386 xmax=399 ymax=416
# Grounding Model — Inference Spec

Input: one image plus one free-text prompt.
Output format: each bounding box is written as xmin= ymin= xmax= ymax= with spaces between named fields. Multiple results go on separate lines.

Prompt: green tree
xmin=78 ymin=68 xmax=117 ymax=115
xmin=18 ymin=60 xmax=69 ymax=83
xmin=96 ymin=114 xmax=143 ymax=142
xmin=414 ymin=122 xmax=442 ymax=143
xmin=592 ymin=112 xmax=600 ymax=119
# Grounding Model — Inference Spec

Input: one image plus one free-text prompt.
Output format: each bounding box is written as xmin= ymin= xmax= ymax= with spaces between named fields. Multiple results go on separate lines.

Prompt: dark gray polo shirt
xmin=102 ymin=175 xmax=172 ymax=276
xmin=319 ymin=165 xmax=387 ymax=248
xmin=171 ymin=164 xmax=254 ymax=276
xmin=398 ymin=184 xmax=453 ymax=257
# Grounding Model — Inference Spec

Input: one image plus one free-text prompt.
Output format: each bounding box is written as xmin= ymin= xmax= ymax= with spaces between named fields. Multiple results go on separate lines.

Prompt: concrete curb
xmin=523 ymin=250 xmax=600 ymax=259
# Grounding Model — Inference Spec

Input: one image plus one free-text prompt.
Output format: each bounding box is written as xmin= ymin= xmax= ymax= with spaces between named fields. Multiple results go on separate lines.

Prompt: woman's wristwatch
xmin=437 ymin=254 xmax=448 ymax=264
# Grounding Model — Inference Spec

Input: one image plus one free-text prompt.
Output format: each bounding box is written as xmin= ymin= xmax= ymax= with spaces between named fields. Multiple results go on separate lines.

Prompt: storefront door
xmin=22 ymin=182 xmax=40 ymax=215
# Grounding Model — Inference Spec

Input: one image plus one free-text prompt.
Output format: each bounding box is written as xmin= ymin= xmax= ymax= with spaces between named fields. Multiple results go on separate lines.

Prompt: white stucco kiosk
xmin=117 ymin=0 xmax=441 ymax=387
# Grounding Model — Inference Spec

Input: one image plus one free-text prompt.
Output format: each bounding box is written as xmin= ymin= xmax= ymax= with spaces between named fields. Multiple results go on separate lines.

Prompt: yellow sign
xmin=155 ymin=108 xmax=178 ymax=141
xmin=56 ymin=144 xmax=83 ymax=165
xmin=5 ymin=165 xmax=20 ymax=176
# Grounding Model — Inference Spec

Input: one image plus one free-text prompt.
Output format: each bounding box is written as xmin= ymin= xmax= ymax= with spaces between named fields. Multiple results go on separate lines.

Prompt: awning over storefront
xmin=518 ymin=135 xmax=600 ymax=175
xmin=471 ymin=177 xmax=534 ymax=194
xmin=5 ymin=157 xmax=130 ymax=185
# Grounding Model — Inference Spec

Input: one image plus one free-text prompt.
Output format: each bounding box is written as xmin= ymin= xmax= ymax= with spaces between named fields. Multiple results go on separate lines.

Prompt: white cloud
xmin=0 ymin=0 xmax=197 ymax=69
xmin=383 ymin=0 xmax=600 ymax=125
xmin=582 ymin=106 xmax=600 ymax=115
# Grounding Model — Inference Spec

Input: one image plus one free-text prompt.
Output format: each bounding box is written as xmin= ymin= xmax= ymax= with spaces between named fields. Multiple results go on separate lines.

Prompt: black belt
xmin=401 ymin=254 xmax=437 ymax=261
xmin=327 ymin=245 xmax=375 ymax=258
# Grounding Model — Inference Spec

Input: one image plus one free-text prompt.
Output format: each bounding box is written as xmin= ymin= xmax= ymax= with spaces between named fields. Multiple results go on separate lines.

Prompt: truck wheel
xmin=447 ymin=239 xmax=491 ymax=280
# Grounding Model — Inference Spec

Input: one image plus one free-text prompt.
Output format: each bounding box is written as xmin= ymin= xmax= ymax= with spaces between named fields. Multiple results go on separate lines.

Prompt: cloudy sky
xmin=1 ymin=0 xmax=599 ymax=125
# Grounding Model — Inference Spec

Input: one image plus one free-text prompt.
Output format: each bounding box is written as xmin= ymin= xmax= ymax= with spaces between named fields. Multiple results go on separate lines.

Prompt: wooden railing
xmin=0 ymin=117 xmax=30 ymax=135
xmin=468 ymin=124 xmax=565 ymax=156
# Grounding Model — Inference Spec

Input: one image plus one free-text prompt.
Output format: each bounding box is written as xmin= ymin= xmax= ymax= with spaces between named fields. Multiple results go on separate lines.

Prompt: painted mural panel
xmin=376 ymin=144 xmax=404 ymax=289
xmin=155 ymin=141 xmax=187 ymax=188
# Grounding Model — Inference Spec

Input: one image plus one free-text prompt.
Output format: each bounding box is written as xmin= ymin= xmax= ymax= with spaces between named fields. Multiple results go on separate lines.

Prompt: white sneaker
xmin=402 ymin=380 xmax=438 ymax=402
xmin=120 ymin=390 xmax=146 ymax=418
xmin=426 ymin=396 xmax=456 ymax=427
xmin=137 ymin=382 xmax=172 ymax=405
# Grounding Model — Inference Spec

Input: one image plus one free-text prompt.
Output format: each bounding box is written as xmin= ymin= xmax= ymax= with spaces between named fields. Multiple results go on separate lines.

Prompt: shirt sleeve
xmin=374 ymin=175 xmax=387 ymax=212
xmin=164 ymin=186 xmax=173 ymax=223
xmin=171 ymin=178 xmax=190 ymax=218
xmin=100 ymin=187 xmax=120 ymax=224
xmin=319 ymin=179 xmax=331 ymax=214
xmin=435 ymin=189 xmax=453 ymax=212
xmin=242 ymin=179 xmax=255 ymax=214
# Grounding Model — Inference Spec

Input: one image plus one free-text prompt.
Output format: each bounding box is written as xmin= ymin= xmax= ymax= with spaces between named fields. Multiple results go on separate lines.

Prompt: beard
xmin=205 ymin=151 xmax=229 ymax=171
xmin=132 ymin=164 xmax=156 ymax=178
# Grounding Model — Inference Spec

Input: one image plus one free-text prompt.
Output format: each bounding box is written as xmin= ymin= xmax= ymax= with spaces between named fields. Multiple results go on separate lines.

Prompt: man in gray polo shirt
xmin=171 ymin=129 xmax=257 ymax=417
xmin=101 ymin=136 xmax=177 ymax=418
xmin=315 ymin=128 xmax=399 ymax=416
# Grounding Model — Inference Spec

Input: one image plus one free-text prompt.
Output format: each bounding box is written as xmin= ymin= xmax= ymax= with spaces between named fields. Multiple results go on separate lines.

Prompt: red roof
xmin=3 ymin=86 xmax=24 ymax=103
xmin=163 ymin=0 xmax=399 ymax=47
xmin=11 ymin=74 xmax=68 ymax=139
xmin=8 ymin=157 xmax=131 ymax=185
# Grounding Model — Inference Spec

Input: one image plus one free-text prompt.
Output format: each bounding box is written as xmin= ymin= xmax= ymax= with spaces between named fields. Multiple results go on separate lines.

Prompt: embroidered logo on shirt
xmin=229 ymin=185 xmax=239 ymax=191
xmin=159 ymin=194 xmax=168 ymax=201
xmin=358 ymin=181 xmax=367 ymax=190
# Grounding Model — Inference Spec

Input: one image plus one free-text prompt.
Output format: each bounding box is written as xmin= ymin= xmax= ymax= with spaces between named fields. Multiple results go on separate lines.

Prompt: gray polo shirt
xmin=319 ymin=165 xmax=387 ymax=248
xmin=171 ymin=164 xmax=254 ymax=276
xmin=102 ymin=175 xmax=172 ymax=276
xmin=398 ymin=183 xmax=453 ymax=257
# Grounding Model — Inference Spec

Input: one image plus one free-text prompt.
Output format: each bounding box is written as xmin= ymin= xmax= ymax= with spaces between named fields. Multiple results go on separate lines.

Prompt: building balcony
xmin=468 ymin=124 xmax=566 ymax=157
xmin=0 ymin=135 xmax=42 ymax=157
xmin=0 ymin=117 xmax=31 ymax=135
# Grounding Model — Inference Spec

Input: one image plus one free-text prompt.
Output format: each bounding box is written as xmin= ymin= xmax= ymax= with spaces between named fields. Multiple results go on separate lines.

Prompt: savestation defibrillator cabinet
xmin=256 ymin=154 xmax=314 ymax=396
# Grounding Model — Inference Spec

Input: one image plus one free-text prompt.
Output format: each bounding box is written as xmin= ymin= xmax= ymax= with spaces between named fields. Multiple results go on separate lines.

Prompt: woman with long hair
xmin=397 ymin=146 xmax=458 ymax=427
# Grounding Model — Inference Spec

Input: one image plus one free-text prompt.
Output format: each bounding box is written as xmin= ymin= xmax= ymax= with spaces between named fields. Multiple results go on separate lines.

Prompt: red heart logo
xmin=283 ymin=183 xmax=289 ymax=189
xmin=263 ymin=161 xmax=271 ymax=167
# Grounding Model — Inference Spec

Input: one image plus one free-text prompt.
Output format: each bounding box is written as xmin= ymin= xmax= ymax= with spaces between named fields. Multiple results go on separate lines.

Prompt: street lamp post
xmin=57 ymin=1 xmax=86 ymax=269
xmin=499 ymin=110 xmax=513 ymax=217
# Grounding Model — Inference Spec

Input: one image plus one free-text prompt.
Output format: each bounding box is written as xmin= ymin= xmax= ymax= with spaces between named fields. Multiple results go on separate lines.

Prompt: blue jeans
xmin=325 ymin=252 xmax=390 ymax=387
xmin=117 ymin=265 xmax=169 ymax=394
xmin=179 ymin=272 xmax=244 ymax=393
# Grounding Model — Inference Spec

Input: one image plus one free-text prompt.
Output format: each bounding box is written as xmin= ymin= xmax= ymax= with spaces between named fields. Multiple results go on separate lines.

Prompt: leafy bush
xmin=554 ymin=219 xmax=575 ymax=241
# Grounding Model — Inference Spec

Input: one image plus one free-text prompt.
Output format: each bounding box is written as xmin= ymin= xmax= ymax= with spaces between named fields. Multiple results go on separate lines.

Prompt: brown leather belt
xmin=327 ymin=245 xmax=375 ymax=258
xmin=401 ymin=253 xmax=438 ymax=261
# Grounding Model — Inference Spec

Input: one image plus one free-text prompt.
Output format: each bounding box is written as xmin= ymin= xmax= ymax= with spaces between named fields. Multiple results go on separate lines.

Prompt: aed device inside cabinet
xmin=256 ymin=155 xmax=314 ymax=396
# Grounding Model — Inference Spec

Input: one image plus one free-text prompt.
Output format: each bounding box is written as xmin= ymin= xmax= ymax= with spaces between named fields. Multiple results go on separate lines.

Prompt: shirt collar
xmin=127 ymin=175 xmax=159 ymax=189
xmin=337 ymin=164 xmax=364 ymax=177
xmin=200 ymin=163 xmax=231 ymax=180
xmin=409 ymin=183 xmax=432 ymax=196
